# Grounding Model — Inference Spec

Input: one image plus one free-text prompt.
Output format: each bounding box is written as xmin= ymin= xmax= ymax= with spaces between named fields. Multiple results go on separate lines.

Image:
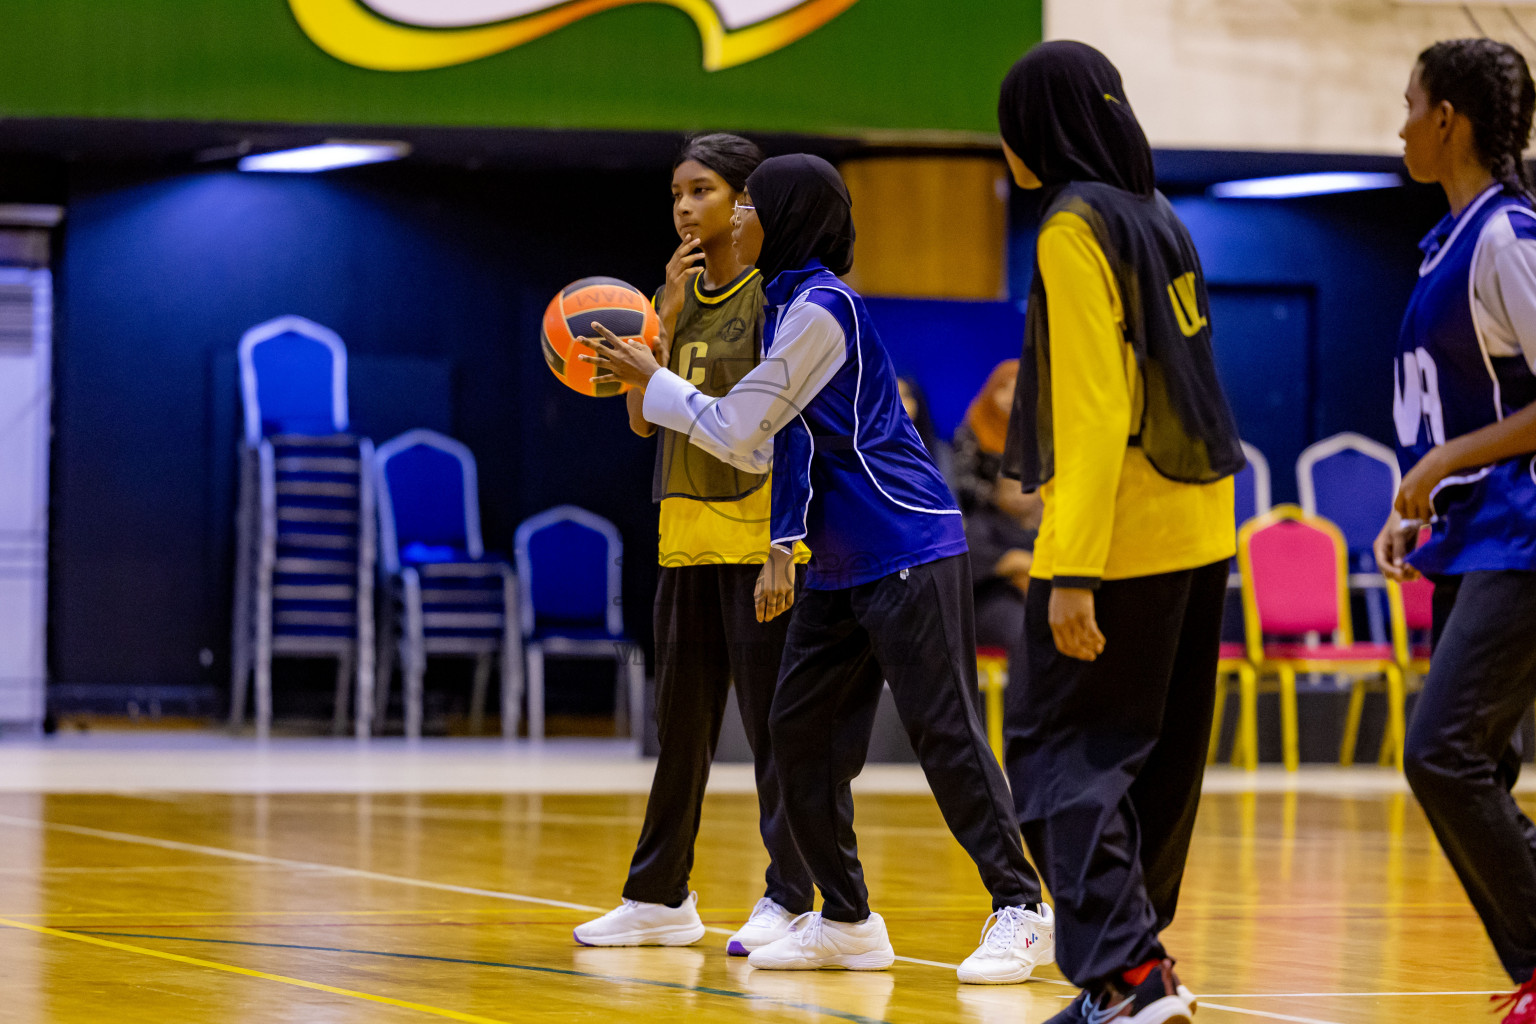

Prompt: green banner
xmin=0 ymin=0 xmax=1040 ymax=136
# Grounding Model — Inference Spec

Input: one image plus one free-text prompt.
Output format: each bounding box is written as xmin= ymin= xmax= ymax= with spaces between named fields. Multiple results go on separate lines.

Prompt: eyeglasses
xmin=732 ymin=201 xmax=756 ymax=221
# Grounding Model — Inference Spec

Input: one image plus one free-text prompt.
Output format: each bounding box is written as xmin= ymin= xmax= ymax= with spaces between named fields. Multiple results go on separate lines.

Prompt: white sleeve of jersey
xmin=1474 ymin=210 xmax=1536 ymax=373
xmin=642 ymin=298 xmax=848 ymax=473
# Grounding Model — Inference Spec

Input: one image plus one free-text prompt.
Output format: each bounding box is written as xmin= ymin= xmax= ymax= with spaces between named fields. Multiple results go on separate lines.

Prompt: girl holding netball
xmin=998 ymin=41 xmax=1243 ymax=1023
xmin=573 ymin=134 xmax=813 ymax=956
xmin=580 ymin=153 xmax=1055 ymax=984
xmin=1373 ymin=39 xmax=1536 ymax=1023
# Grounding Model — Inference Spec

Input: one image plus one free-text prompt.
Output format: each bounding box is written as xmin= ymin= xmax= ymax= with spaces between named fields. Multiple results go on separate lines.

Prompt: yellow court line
xmin=1 ymin=907 xmax=578 ymax=920
xmin=0 ymin=917 xmax=514 ymax=1024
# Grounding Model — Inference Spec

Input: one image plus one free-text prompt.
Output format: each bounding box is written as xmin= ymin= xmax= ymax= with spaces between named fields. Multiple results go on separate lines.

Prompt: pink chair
xmin=1342 ymin=531 xmax=1434 ymax=766
xmin=1395 ymin=574 xmax=1435 ymax=670
xmin=1353 ymin=570 xmax=1433 ymax=766
xmin=1238 ymin=506 xmax=1407 ymax=771
xmin=1209 ymin=642 xmax=1259 ymax=770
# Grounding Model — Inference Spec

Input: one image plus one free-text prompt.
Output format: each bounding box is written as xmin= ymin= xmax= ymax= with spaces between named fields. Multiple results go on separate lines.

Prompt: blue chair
xmin=514 ymin=505 xmax=642 ymax=741
xmin=239 ymin=315 xmax=349 ymax=444
xmin=374 ymin=429 xmax=521 ymax=739
xmin=1297 ymin=432 xmax=1401 ymax=642
xmin=231 ymin=316 xmax=375 ymax=739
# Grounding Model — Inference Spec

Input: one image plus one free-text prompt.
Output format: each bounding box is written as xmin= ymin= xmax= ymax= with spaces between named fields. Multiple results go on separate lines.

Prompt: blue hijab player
xmin=577 ymin=154 xmax=1054 ymax=984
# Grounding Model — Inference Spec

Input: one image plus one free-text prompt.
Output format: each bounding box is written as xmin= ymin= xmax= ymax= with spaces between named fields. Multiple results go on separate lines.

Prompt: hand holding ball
xmin=541 ymin=277 xmax=661 ymax=397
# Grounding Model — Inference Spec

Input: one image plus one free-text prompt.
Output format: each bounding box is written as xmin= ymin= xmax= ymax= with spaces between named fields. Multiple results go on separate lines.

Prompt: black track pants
xmin=1404 ymin=570 xmax=1536 ymax=984
xmin=768 ymin=554 xmax=1043 ymax=924
xmin=1007 ymin=561 xmax=1227 ymax=987
xmin=622 ymin=564 xmax=814 ymax=913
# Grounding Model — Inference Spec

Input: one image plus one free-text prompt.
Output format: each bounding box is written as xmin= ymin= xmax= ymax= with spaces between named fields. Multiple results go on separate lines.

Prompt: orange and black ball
xmin=541 ymin=277 xmax=661 ymax=397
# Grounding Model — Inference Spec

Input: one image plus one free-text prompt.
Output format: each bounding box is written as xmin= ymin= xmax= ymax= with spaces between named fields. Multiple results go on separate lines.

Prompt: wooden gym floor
xmin=0 ymin=738 xmax=1523 ymax=1023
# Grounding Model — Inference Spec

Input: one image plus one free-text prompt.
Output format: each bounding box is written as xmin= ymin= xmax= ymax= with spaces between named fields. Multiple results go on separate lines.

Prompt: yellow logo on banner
xmin=289 ymin=0 xmax=861 ymax=72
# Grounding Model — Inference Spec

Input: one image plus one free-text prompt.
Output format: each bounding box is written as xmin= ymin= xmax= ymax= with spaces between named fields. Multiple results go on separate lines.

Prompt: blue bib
xmin=765 ymin=263 xmax=966 ymax=590
xmin=1395 ymin=186 xmax=1536 ymax=575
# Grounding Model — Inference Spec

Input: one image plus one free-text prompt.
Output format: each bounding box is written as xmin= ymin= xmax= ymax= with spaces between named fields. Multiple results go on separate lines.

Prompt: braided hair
xmin=1418 ymin=39 xmax=1536 ymax=199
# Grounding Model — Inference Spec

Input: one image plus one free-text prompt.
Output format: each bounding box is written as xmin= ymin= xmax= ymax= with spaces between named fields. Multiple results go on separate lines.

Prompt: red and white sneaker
xmin=1495 ymin=978 xmax=1536 ymax=1023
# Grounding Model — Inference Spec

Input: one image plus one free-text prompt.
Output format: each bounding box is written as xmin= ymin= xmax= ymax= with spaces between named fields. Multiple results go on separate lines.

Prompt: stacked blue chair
xmin=230 ymin=316 xmax=375 ymax=739
xmin=514 ymin=505 xmax=642 ymax=741
xmin=1297 ymin=432 xmax=1401 ymax=643
xmin=374 ymin=429 xmax=521 ymax=739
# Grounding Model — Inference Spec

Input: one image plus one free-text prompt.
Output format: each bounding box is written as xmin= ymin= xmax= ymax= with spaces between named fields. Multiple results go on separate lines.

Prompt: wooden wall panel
xmin=840 ymin=155 xmax=1010 ymax=300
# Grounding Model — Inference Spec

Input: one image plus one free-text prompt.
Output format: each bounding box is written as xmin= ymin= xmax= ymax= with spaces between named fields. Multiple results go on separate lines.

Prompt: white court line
xmin=1203 ymin=990 xmax=1503 ymax=998
xmin=891 ymin=955 xmax=960 ymax=970
xmin=1200 ymin=1006 xmax=1343 ymax=1024
xmin=0 ymin=813 xmax=1502 ymax=1023
xmin=0 ymin=814 xmax=601 ymax=913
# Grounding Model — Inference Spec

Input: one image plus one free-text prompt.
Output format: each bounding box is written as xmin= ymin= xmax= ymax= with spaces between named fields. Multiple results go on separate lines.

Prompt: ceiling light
xmin=239 ymin=140 xmax=411 ymax=173
xmin=1209 ymin=172 xmax=1403 ymax=199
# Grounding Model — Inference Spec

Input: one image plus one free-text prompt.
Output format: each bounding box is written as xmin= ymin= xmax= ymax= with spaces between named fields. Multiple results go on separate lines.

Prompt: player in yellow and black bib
xmin=998 ymin=43 xmax=1241 ymax=1022
xmin=573 ymin=134 xmax=813 ymax=955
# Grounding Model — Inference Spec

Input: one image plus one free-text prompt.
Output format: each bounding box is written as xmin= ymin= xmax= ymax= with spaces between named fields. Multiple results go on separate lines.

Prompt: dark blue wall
xmin=53 ymin=165 xmax=675 ymax=693
xmin=864 ymin=296 xmax=1025 ymax=439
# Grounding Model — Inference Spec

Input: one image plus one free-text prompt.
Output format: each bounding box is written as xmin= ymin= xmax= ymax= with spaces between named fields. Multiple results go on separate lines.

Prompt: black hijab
xmin=746 ymin=154 xmax=855 ymax=282
xmin=998 ymin=40 xmax=1155 ymax=197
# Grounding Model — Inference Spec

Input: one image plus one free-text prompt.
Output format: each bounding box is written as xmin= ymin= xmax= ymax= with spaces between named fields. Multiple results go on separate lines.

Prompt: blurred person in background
xmin=953 ymin=360 xmax=1041 ymax=681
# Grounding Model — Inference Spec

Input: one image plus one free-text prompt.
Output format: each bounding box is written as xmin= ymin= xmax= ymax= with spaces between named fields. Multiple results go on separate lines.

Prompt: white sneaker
xmin=957 ymin=903 xmax=1056 ymax=984
xmin=746 ymin=911 xmax=896 ymax=971
xmin=572 ymin=892 xmax=706 ymax=947
xmin=727 ymin=897 xmax=797 ymax=956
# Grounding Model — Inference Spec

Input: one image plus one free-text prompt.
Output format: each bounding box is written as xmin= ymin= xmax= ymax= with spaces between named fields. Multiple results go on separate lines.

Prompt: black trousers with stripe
xmin=622 ymin=564 xmax=814 ymax=913
xmin=768 ymin=554 xmax=1043 ymax=924
xmin=1006 ymin=561 xmax=1227 ymax=987
xmin=1405 ymin=570 xmax=1536 ymax=984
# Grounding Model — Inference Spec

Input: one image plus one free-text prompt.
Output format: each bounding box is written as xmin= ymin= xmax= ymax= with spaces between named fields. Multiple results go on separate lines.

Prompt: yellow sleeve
xmin=1038 ymin=210 xmax=1130 ymax=588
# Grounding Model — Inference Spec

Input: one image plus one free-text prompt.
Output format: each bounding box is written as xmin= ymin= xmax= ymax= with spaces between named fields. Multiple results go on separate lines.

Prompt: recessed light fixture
xmin=238 ymin=140 xmax=412 ymax=173
xmin=1209 ymin=172 xmax=1404 ymax=199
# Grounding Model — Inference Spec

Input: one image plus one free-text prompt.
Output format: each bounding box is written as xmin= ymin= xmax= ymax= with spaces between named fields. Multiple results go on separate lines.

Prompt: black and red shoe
xmin=1081 ymin=959 xmax=1192 ymax=1023
xmin=1494 ymin=978 xmax=1536 ymax=1023
xmin=1042 ymin=990 xmax=1091 ymax=1024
